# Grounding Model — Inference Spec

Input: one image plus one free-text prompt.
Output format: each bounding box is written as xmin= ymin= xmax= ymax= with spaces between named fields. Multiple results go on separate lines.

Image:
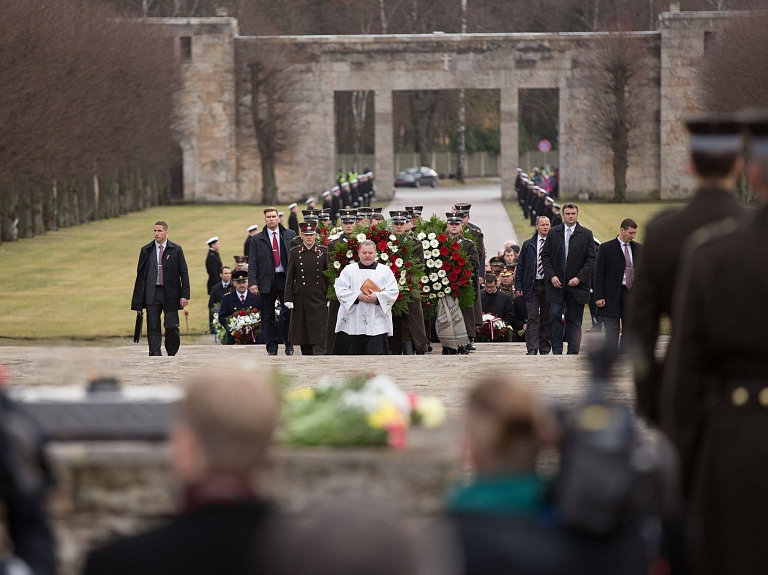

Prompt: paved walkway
xmin=386 ymin=184 xmax=517 ymax=258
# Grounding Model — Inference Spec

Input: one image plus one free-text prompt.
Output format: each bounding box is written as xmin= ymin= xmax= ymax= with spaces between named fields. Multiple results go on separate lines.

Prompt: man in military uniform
xmin=330 ymin=186 xmax=342 ymax=224
xmin=284 ymin=222 xmax=328 ymax=355
xmin=405 ymin=206 xmax=423 ymax=224
xmin=243 ymin=225 xmax=258 ymax=258
xmin=454 ymin=203 xmax=485 ymax=351
xmin=305 ymin=197 xmax=316 ymax=210
xmin=287 ymin=203 xmax=300 ymax=235
xmin=499 ymin=268 xmax=515 ymax=295
xmin=388 ymin=211 xmax=429 ymax=355
xmin=489 ymin=256 xmax=504 ymax=277
xmin=291 ymin=210 xmax=321 ymax=248
xmin=340 ymin=181 xmax=351 ymax=209
xmin=660 ymin=112 xmax=766 ymax=575
xmin=322 ymin=191 xmax=331 ymax=211
xmin=219 ymin=269 xmax=262 ymax=345
xmin=205 ymin=237 xmax=222 ymax=296
xmin=446 ymin=211 xmax=480 ymax=354
xmin=325 ymin=209 xmax=357 ymax=354
xmin=628 ymin=116 xmax=745 ymax=424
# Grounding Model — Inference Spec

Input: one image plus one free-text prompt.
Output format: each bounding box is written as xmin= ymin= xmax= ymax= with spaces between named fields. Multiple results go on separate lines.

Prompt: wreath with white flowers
xmin=323 ymin=222 xmax=425 ymax=317
xmin=413 ymin=215 xmax=477 ymax=318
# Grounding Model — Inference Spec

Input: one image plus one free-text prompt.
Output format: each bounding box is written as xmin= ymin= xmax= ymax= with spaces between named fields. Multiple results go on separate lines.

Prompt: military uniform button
xmin=732 ymin=387 xmax=749 ymax=406
xmin=759 ymin=388 xmax=768 ymax=407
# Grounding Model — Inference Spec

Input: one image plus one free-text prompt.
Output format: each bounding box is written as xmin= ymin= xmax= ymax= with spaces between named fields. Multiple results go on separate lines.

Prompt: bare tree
xmin=585 ymin=34 xmax=648 ymax=202
xmin=247 ymin=47 xmax=298 ymax=204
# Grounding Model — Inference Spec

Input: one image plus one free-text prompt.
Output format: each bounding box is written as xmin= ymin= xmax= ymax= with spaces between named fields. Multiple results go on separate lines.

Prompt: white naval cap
xmin=206 ymin=236 xmax=219 ymax=245
xmin=288 ymin=202 xmax=298 ymax=209
xmin=305 ymin=197 xmax=315 ymax=205
xmin=322 ymin=191 xmax=331 ymax=197
xmin=247 ymin=225 xmax=259 ymax=232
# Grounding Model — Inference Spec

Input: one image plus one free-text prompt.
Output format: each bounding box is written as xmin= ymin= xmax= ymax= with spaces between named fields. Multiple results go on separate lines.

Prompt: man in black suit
xmin=207 ymin=266 xmax=232 ymax=334
xmin=219 ymin=270 xmax=262 ymax=345
xmin=248 ymin=207 xmax=297 ymax=356
xmin=515 ymin=216 xmax=552 ymax=355
xmin=243 ymin=224 xmax=258 ymax=258
xmin=131 ymin=221 xmax=190 ymax=356
xmin=82 ymin=370 xmax=283 ymax=575
xmin=628 ymin=116 xmax=744 ymax=424
xmin=541 ymin=203 xmax=596 ymax=355
xmin=594 ymin=219 xmax=641 ymax=355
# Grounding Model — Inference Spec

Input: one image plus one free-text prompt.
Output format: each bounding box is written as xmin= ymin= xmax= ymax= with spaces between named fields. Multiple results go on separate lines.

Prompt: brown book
xmin=360 ymin=278 xmax=382 ymax=295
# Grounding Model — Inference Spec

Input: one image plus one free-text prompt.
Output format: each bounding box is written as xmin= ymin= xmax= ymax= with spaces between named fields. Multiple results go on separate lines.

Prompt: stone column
xmin=500 ymin=87 xmax=519 ymax=201
xmin=557 ymin=85 xmax=570 ymax=198
xmin=374 ymin=89 xmax=395 ymax=201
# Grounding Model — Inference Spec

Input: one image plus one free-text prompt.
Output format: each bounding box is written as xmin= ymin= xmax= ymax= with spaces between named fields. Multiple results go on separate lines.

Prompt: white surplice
xmin=334 ymin=262 xmax=399 ymax=336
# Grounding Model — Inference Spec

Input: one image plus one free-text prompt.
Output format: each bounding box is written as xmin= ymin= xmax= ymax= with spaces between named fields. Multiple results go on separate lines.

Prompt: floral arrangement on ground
xmin=476 ymin=313 xmax=511 ymax=342
xmin=279 ymin=374 xmax=446 ymax=449
xmin=226 ymin=307 xmax=261 ymax=344
xmin=323 ymin=222 xmax=425 ymax=317
xmin=413 ymin=215 xmax=476 ymax=318
xmin=211 ymin=302 xmax=227 ymax=343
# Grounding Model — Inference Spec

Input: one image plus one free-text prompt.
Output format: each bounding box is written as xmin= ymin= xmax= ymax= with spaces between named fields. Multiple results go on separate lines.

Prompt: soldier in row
xmin=454 ymin=203 xmax=485 ymax=351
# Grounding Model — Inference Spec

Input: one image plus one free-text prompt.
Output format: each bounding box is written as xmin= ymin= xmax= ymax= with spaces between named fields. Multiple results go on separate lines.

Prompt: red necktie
xmin=272 ymin=232 xmax=280 ymax=268
xmin=240 ymin=294 xmax=246 ymax=304
xmin=158 ymin=245 xmax=164 ymax=286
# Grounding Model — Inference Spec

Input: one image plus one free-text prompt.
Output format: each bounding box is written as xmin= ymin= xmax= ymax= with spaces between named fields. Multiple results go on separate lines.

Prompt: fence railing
xmin=336 ymin=150 xmax=558 ymax=180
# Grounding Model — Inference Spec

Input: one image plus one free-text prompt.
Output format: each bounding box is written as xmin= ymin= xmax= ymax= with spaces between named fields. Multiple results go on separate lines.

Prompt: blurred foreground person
xmin=448 ymin=376 xmax=668 ymax=575
xmin=83 ymin=371 xmax=280 ymax=575
xmin=629 ymin=117 xmax=744 ymax=423
xmin=265 ymin=505 xmax=458 ymax=575
xmin=0 ymin=366 xmax=56 ymax=575
xmin=662 ymin=112 xmax=768 ymax=575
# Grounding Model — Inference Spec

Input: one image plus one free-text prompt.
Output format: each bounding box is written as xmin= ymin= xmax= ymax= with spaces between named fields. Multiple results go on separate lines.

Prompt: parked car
xmin=394 ymin=166 xmax=439 ymax=188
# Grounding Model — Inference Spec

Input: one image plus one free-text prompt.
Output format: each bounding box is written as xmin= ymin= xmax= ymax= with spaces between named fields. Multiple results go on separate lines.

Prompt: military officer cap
xmin=232 ymin=269 xmax=248 ymax=281
xmin=302 ymin=209 xmax=322 ymax=218
xmin=234 ymin=255 xmax=247 ymax=265
xmin=371 ymin=207 xmax=383 ymax=214
xmin=552 ymin=203 xmax=561 ymax=210
xmin=322 ymin=191 xmax=331 ymax=198
xmin=446 ymin=212 xmax=463 ymax=224
xmin=355 ymin=212 xmax=366 ymax=221
xmin=454 ymin=203 xmax=471 ymax=213
xmin=510 ymin=244 xmax=520 ymax=252
xmin=350 ymin=179 xmax=359 ymax=185
xmin=341 ymin=181 xmax=350 ymax=187
xmin=206 ymin=236 xmax=219 ymax=246
xmin=500 ymin=269 xmax=514 ymax=278
xmin=686 ymin=114 xmax=743 ymax=155
xmin=389 ymin=210 xmax=409 ymax=224
xmin=278 ymin=211 xmax=284 ymax=217
xmin=545 ymin=196 xmax=554 ymax=203
xmin=516 ymin=168 xmax=522 ymax=172
xmin=318 ymin=211 xmax=331 ymax=221
xmin=739 ymin=109 xmax=768 ymax=158
xmin=489 ymin=256 xmax=503 ymax=267
xmin=247 ymin=224 xmax=259 ymax=232
xmin=288 ymin=202 xmax=298 ymax=210
xmin=339 ymin=209 xmax=357 ymax=224
xmin=332 ymin=186 xmax=340 ymax=192
xmin=358 ymin=207 xmax=373 ymax=215
xmin=305 ymin=197 xmax=315 ymax=205
xmin=299 ymin=222 xmax=318 ymax=234
xmin=405 ymin=205 xmax=423 ymax=216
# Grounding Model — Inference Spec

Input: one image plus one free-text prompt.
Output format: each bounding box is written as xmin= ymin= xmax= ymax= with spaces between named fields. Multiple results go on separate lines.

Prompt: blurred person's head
xmin=465 ymin=377 xmax=558 ymax=475
xmin=686 ymin=117 xmax=744 ymax=190
xmin=171 ymin=370 xmax=279 ymax=484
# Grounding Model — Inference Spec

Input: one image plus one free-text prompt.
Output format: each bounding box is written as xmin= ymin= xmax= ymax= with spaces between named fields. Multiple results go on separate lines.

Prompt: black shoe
xmin=427 ymin=343 xmax=433 ymax=352
xmin=468 ymin=339 xmax=477 ymax=351
xmin=526 ymin=351 xmax=537 ymax=355
xmin=285 ymin=346 xmax=294 ymax=356
xmin=268 ymin=350 xmax=277 ymax=356
xmin=458 ymin=345 xmax=470 ymax=355
xmin=442 ymin=347 xmax=450 ymax=355
xmin=540 ymin=351 xmax=550 ymax=355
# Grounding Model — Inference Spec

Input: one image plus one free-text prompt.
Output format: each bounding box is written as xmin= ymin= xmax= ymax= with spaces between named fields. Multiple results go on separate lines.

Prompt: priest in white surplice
xmin=332 ymin=240 xmax=400 ymax=355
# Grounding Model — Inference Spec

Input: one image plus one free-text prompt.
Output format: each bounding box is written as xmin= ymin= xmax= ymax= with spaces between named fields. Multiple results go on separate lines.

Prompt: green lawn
xmin=0 ymin=203 xmax=352 ymax=340
xmin=503 ymin=201 xmax=685 ymax=245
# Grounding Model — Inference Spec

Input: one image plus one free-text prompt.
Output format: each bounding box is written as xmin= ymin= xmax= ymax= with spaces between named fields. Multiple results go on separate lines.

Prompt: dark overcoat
xmin=219 ymin=289 xmax=262 ymax=345
xmin=480 ymin=290 xmax=514 ymax=325
xmin=593 ymin=237 xmax=642 ymax=318
xmin=285 ymin=242 xmax=328 ymax=346
xmin=662 ymin=208 xmax=768 ymax=575
xmin=205 ymin=249 xmax=222 ymax=295
xmin=247 ymin=225 xmax=296 ymax=294
xmin=83 ymin=502 xmax=276 ymax=575
xmin=541 ymin=222 xmax=595 ymax=305
xmin=515 ymin=232 xmax=544 ymax=301
xmin=628 ymin=187 xmax=743 ymax=423
xmin=390 ymin=237 xmax=429 ymax=354
xmin=131 ymin=240 xmax=190 ymax=312
xmin=207 ymin=281 xmax=232 ymax=311
xmin=288 ymin=212 xmax=299 ymax=235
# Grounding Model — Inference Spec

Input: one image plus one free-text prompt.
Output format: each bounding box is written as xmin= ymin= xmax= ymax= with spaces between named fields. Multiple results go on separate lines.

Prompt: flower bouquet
xmin=211 ymin=302 xmax=227 ymax=344
xmin=413 ymin=215 xmax=476 ymax=318
xmin=279 ymin=374 xmax=446 ymax=449
xmin=318 ymin=225 xmax=341 ymax=247
xmin=476 ymin=313 xmax=511 ymax=342
xmin=226 ymin=307 xmax=261 ymax=344
xmin=324 ymin=222 xmax=424 ymax=316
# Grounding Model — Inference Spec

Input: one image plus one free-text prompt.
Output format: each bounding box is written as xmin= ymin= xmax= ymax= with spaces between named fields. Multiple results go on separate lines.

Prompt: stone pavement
xmin=386 ymin=184 xmax=518 ymax=255
xmin=0 ymin=341 xmax=634 ymax=416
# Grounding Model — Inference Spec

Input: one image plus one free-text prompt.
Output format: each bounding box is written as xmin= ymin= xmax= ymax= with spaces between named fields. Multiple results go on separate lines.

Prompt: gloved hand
xmin=284 ymin=302 xmax=294 ymax=310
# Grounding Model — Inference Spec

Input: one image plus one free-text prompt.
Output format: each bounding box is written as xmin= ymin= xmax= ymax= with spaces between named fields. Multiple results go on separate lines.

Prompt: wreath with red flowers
xmin=323 ymin=222 xmax=425 ymax=317
xmin=413 ymin=215 xmax=477 ymax=318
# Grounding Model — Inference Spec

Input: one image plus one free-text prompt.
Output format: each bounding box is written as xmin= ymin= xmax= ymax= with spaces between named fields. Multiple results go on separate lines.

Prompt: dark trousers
xmin=550 ymin=289 xmax=584 ymax=355
xmin=588 ymin=291 xmax=604 ymax=331
xmin=525 ymin=280 xmax=551 ymax=354
xmin=300 ymin=344 xmax=325 ymax=355
xmin=261 ymin=273 xmax=287 ymax=354
xmin=146 ymin=286 xmax=180 ymax=356
xmin=603 ymin=286 xmax=629 ymax=355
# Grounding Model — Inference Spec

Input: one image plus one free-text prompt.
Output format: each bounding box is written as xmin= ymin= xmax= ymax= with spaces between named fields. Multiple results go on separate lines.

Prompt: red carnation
xmin=378 ymin=240 xmax=387 ymax=251
xmin=391 ymin=266 xmax=399 ymax=274
xmin=454 ymin=290 xmax=462 ymax=298
xmin=439 ymin=246 xmax=449 ymax=256
xmin=450 ymin=282 xmax=459 ymax=291
xmin=448 ymin=272 xmax=459 ymax=282
xmin=405 ymin=261 xmax=412 ymax=268
xmin=457 ymin=257 xmax=466 ymax=266
xmin=451 ymin=242 xmax=460 ymax=251
xmin=452 ymin=266 xmax=461 ymax=275
xmin=464 ymin=269 xmax=472 ymax=277
xmin=451 ymin=252 xmax=460 ymax=261
xmin=442 ymin=261 xmax=452 ymax=271
xmin=438 ymin=234 xmax=447 ymax=242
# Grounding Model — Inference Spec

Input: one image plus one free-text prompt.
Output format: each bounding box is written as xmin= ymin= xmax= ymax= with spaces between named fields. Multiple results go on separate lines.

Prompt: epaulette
xmin=684 ymin=216 xmax=740 ymax=260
